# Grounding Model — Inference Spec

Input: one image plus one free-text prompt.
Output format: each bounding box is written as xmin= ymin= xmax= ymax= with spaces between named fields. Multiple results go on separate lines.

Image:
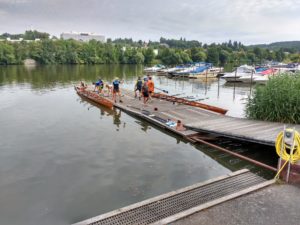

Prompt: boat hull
xmin=222 ymin=76 xmax=242 ymax=82
xmin=152 ymin=93 xmax=228 ymax=115
xmin=75 ymin=86 xmax=114 ymax=109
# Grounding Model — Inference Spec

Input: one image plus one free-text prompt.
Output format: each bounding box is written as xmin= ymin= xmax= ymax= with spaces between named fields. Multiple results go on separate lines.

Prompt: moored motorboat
xmin=222 ymin=65 xmax=256 ymax=82
xmin=254 ymin=76 xmax=269 ymax=85
xmin=188 ymin=67 xmax=223 ymax=79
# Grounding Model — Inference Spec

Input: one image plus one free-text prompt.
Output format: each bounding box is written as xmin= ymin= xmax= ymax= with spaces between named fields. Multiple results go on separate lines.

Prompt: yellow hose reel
xmin=275 ymin=128 xmax=300 ymax=179
xmin=275 ymin=129 xmax=300 ymax=163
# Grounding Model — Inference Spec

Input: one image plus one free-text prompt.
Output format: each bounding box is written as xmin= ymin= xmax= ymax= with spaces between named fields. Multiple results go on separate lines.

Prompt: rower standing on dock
xmin=147 ymin=76 xmax=154 ymax=101
xmin=112 ymin=77 xmax=123 ymax=103
xmin=142 ymin=78 xmax=149 ymax=104
xmin=134 ymin=77 xmax=143 ymax=100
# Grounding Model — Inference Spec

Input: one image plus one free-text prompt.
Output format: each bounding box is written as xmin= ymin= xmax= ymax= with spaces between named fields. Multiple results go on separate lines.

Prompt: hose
xmin=274 ymin=129 xmax=300 ymax=179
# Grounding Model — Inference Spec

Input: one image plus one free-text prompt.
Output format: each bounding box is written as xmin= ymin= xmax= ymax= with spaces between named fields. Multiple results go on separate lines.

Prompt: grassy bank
xmin=246 ymin=73 xmax=300 ymax=124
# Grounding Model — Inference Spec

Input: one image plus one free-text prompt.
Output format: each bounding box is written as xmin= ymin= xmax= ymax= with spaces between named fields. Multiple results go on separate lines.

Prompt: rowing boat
xmin=152 ymin=93 xmax=228 ymax=115
xmin=75 ymin=86 xmax=114 ymax=109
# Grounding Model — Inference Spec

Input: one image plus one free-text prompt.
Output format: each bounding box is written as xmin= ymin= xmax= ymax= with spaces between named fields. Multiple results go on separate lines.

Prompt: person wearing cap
xmin=112 ymin=77 xmax=123 ymax=103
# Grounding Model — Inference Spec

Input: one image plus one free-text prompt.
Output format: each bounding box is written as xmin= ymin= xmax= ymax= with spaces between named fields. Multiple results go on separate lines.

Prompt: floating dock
xmin=76 ymin=87 xmax=299 ymax=146
xmin=73 ymin=169 xmax=274 ymax=225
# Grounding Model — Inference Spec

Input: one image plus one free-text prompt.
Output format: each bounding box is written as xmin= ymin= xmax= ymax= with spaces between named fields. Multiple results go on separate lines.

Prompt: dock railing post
xmin=217 ymin=76 xmax=220 ymax=99
xmin=234 ymin=66 xmax=237 ymax=82
xmin=250 ymin=66 xmax=254 ymax=95
xmin=205 ymin=68 xmax=208 ymax=95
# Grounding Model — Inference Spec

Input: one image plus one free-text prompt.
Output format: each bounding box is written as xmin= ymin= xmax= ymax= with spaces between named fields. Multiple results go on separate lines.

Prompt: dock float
xmin=186 ymin=117 xmax=300 ymax=146
xmin=73 ymin=169 xmax=274 ymax=225
xmin=75 ymin=87 xmax=299 ymax=146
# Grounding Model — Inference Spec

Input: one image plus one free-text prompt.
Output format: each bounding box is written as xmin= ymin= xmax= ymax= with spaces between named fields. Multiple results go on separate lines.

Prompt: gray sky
xmin=0 ymin=0 xmax=299 ymax=44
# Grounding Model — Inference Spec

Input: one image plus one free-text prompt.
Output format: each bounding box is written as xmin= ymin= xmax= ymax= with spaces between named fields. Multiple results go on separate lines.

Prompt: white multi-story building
xmin=60 ymin=32 xmax=105 ymax=42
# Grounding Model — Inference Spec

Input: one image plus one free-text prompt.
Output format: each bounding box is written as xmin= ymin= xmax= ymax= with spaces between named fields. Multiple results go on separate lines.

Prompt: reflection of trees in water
xmin=0 ymin=65 xmax=144 ymax=89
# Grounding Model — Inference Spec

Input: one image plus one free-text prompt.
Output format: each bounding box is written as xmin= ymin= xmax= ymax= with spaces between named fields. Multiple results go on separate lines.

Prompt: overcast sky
xmin=0 ymin=0 xmax=299 ymax=44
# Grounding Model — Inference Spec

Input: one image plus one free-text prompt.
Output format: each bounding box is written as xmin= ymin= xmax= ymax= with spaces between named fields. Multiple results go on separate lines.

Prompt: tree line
xmin=0 ymin=31 xmax=299 ymax=66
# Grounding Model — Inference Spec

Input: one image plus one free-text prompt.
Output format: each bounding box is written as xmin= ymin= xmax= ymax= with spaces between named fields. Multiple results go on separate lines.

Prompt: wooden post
xmin=234 ymin=67 xmax=237 ymax=82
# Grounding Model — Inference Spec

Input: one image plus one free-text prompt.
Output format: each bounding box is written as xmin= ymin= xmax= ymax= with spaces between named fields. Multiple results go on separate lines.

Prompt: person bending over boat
xmin=112 ymin=77 xmax=123 ymax=103
xmin=142 ymin=79 xmax=149 ymax=104
xmin=79 ymin=81 xmax=87 ymax=91
xmin=147 ymin=76 xmax=154 ymax=101
xmin=134 ymin=77 xmax=143 ymax=100
xmin=93 ymin=78 xmax=104 ymax=93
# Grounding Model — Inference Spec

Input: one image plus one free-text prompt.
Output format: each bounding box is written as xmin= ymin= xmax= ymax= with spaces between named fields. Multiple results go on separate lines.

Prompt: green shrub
xmin=246 ymin=73 xmax=300 ymax=124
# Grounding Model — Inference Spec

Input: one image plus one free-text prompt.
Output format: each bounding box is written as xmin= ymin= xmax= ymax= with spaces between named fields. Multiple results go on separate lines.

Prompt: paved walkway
xmin=173 ymin=184 xmax=300 ymax=225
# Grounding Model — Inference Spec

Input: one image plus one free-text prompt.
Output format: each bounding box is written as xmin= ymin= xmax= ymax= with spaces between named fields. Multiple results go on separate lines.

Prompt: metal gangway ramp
xmin=73 ymin=169 xmax=274 ymax=225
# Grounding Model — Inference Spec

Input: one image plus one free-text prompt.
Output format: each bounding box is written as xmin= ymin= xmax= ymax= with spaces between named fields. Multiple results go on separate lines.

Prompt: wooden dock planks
xmin=186 ymin=117 xmax=300 ymax=146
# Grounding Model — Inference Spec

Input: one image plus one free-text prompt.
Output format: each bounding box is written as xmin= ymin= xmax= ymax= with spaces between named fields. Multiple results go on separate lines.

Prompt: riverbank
xmin=173 ymin=183 xmax=300 ymax=225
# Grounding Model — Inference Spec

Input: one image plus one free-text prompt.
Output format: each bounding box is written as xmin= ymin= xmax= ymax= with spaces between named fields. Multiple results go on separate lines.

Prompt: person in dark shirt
xmin=112 ymin=77 xmax=123 ymax=103
xmin=142 ymin=79 xmax=149 ymax=104
xmin=134 ymin=77 xmax=143 ymax=100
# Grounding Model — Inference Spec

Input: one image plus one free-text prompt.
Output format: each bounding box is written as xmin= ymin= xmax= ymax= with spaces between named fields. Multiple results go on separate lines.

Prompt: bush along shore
xmin=246 ymin=73 xmax=300 ymax=124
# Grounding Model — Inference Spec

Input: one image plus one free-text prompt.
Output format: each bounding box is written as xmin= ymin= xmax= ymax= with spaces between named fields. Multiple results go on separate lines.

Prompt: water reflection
xmin=0 ymin=65 xmax=274 ymax=225
xmin=0 ymin=64 xmax=143 ymax=89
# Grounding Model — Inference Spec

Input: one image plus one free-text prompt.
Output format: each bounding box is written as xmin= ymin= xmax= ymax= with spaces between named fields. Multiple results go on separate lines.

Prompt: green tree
xmin=24 ymin=30 xmax=50 ymax=40
xmin=206 ymin=47 xmax=219 ymax=65
xmin=219 ymin=50 xmax=230 ymax=65
xmin=190 ymin=47 xmax=206 ymax=62
xmin=0 ymin=42 xmax=16 ymax=64
xmin=144 ymin=48 xmax=155 ymax=64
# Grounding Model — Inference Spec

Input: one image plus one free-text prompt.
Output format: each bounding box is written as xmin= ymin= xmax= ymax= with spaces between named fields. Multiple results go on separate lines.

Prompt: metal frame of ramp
xmin=73 ymin=169 xmax=274 ymax=225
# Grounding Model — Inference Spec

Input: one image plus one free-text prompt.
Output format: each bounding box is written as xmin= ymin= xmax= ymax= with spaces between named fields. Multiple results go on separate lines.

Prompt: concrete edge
xmin=151 ymin=179 xmax=276 ymax=225
xmin=72 ymin=169 xmax=249 ymax=225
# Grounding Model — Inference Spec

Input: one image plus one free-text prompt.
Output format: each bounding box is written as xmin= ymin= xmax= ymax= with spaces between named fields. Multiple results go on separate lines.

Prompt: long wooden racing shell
xmin=75 ymin=86 xmax=114 ymax=109
xmin=152 ymin=92 xmax=228 ymax=115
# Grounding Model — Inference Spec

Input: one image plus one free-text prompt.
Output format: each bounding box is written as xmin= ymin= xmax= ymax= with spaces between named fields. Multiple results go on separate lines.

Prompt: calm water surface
xmin=0 ymin=65 xmax=269 ymax=225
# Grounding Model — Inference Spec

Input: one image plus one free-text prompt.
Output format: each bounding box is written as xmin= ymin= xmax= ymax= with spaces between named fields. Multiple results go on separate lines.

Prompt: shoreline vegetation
xmin=0 ymin=30 xmax=300 ymax=66
xmin=246 ymin=73 xmax=300 ymax=124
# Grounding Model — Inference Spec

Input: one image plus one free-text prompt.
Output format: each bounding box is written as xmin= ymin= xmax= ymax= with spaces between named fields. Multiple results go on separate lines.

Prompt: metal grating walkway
xmin=73 ymin=170 xmax=267 ymax=225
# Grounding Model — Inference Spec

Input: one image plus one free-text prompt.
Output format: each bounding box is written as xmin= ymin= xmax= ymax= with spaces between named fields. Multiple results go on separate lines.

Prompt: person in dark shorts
xmin=142 ymin=80 xmax=149 ymax=104
xmin=134 ymin=77 xmax=143 ymax=100
xmin=112 ymin=77 xmax=123 ymax=103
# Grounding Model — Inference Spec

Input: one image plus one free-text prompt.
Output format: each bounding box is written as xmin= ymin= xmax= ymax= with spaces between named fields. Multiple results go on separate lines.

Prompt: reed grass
xmin=246 ymin=73 xmax=300 ymax=124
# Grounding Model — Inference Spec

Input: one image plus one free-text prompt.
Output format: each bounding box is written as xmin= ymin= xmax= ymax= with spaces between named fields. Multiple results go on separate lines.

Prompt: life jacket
xmin=147 ymin=80 xmax=154 ymax=92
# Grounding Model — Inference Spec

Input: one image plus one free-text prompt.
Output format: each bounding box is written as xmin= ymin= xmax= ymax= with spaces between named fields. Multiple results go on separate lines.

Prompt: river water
xmin=0 ymin=65 xmax=274 ymax=225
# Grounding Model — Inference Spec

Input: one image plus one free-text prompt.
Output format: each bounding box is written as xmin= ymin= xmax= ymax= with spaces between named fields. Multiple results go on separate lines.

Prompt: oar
xmin=155 ymin=87 xmax=169 ymax=93
xmin=171 ymin=93 xmax=185 ymax=97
